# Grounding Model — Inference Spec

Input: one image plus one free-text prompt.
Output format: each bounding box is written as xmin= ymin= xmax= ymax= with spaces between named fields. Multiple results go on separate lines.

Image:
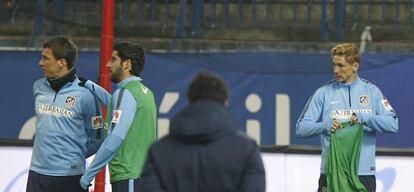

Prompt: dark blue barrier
xmin=0 ymin=51 xmax=412 ymax=147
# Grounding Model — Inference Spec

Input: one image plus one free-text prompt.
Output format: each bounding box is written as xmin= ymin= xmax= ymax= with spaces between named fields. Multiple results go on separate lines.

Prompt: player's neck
xmin=47 ymin=68 xmax=76 ymax=92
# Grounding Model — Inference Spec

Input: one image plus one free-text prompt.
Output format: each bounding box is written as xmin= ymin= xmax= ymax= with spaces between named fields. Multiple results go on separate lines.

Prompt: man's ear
xmin=353 ymin=62 xmax=359 ymax=73
xmin=224 ymin=100 xmax=229 ymax=107
xmin=122 ymin=59 xmax=132 ymax=70
xmin=58 ymin=59 xmax=67 ymax=69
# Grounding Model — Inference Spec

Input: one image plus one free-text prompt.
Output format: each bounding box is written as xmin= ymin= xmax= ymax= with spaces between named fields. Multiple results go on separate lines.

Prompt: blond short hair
xmin=331 ymin=43 xmax=360 ymax=64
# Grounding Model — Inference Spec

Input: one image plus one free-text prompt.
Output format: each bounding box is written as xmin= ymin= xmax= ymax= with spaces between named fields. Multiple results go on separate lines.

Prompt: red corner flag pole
xmin=95 ymin=0 xmax=114 ymax=192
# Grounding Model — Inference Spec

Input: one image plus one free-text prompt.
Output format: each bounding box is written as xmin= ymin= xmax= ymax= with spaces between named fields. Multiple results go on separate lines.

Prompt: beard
xmin=110 ymin=67 xmax=123 ymax=83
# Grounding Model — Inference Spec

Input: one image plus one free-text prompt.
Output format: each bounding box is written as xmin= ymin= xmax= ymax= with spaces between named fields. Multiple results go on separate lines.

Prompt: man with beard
xmin=79 ymin=42 xmax=157 ymax=191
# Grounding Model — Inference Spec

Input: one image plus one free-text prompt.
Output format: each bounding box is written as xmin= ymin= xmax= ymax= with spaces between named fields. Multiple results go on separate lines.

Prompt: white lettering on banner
xmin=157 ymin=118 xmax=170 ymax=139
xmin=246 ymin=94 xmax=262 ymax=113
xmin=246 ymin=120 xmax=261 ymax=144
xmin=159 ymin=92 xmax=179 ymax=114
xmin=19 ymin=116 xmax=36 ymax=140
xmin=276 ymin=94 xmax=290 ymax=145
xmin=37 ymin=103 xmax=74 ymax=118
xmin=157 ymin=92 xmax=180 ymax=138
xmin=330 ymin=109 xmax=372 ymax=120
xmin=157 ymin=92 xmax=291 ymax=145
xmin=246 ymin=93 xmax=262 ymax=144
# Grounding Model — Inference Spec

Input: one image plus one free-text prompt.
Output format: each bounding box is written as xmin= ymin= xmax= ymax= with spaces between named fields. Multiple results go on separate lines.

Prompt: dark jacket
xmin=136 ymin=99 xmax=265 ymax=192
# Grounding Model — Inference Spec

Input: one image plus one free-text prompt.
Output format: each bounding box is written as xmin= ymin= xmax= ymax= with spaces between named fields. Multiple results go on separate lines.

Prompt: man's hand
xmin=79 ymin=175 xmax=91 ymax=190
xmin=350 ymin=113 xmax=358 ymax=125
xmin=331 ymin=118 xmax=343 ymax=132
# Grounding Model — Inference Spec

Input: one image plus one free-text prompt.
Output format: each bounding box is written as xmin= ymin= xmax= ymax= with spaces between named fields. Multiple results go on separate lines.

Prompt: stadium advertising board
xmin=0 ymin=51 xmax=413 ymax=147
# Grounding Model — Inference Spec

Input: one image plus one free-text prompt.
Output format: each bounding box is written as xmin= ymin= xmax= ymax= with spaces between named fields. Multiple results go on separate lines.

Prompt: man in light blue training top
xmin=296 ymin=43 xmax=398 ymax=192
xmin=26 ymin=36 xmax=105 ymax=192
xmin=79 ymin=42 xmax=157 ymax=192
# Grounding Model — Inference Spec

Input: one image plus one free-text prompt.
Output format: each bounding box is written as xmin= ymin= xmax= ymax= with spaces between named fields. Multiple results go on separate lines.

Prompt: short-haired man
xmin=136 ymin=72 xmax=266 ymax=192
xmin=80 ymin=42 xmax=157 ymax=192
xmin=296 ymin=43 xmax=398 ymax=191
xmin=26 ymin=36 xmax=104 ymax=192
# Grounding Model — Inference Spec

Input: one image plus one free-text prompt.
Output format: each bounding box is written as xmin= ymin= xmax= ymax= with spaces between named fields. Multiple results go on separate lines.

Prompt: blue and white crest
xmin=65 ymin=96 xmax=76 ymax=108
xmin=359 ymin=95 xmax=369 ymax=107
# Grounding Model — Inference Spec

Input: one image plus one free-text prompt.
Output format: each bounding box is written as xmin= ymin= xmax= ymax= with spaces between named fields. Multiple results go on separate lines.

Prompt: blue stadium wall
xmin=0 ymin=51 xmax=412 ymax=147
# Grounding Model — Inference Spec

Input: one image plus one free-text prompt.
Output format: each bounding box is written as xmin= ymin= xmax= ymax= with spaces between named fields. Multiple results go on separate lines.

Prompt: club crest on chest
xmin=359 ymin=95 xmax=369 ymax=107
xmin=65 ymin=96 xmax=77 ymax=108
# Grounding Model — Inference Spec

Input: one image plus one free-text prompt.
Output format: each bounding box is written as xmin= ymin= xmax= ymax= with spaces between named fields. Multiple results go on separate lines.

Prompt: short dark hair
xmin=42 ymin=36 xmax=77 ymax=69
xmin=113 ymin=42 xmax=145 ymax=76
xmin=187 ymin=72 xmax=228 ymax=105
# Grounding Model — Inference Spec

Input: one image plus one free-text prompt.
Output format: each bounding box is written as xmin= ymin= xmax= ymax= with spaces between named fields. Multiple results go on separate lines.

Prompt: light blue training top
xmin=31 ymin=77 xmax=104 ymax=176
xmin=296 ymin=76 xmax=398 ymax=175
xmin=80 ymin=76 xmax=142 ymax=188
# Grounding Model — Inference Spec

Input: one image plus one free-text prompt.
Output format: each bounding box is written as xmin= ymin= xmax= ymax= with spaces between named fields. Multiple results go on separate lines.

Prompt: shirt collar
xmin=47 ymin=68 xmax=76 ymax=92
xmin=117 ymin=76 xmax=142 ymax=87
xmin=337 ymin=75 xmax=360 ymax=87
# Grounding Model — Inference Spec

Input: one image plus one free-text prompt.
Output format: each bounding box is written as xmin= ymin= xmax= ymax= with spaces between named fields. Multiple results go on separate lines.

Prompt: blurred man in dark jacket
xmin=136 ymin=71 xmax=265 ymax=192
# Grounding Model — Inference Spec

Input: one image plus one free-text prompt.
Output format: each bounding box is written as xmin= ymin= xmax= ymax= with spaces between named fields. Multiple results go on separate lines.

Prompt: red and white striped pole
xmin=95 ymin=0 xmax=114 ymax=191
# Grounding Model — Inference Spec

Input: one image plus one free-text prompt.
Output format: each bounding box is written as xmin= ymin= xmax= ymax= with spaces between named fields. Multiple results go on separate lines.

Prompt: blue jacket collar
xmin=336 ymin=75 xmax=360 ymax=87
xmin=117 ymin=76 xmax=142 ymax=87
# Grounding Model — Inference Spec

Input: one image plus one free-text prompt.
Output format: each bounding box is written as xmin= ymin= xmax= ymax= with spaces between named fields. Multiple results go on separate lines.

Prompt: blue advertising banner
xmin=0 ymin=51 xmax=412 ymax=147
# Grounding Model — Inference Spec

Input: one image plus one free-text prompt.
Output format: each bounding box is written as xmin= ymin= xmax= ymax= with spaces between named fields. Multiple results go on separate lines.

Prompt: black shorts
xmin=318 ymin=174 xmax=376 ymax=192
xmin=111 ymin=178 xmax=141 ymax=192
xmin=26 ymin=170 xmax=87 ymax=192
